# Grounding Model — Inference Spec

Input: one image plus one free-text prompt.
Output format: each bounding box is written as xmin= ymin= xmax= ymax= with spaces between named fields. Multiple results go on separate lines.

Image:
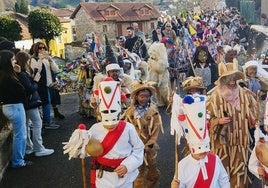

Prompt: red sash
xmin=194 ymin=153 xmax=216 ymax=188
xmin=90 ymin=121 xmax=126 ymax=188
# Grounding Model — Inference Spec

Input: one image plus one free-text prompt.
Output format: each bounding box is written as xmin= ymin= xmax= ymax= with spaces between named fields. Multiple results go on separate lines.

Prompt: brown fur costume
xmin=147 ymin=42 xmax=170 ymax=107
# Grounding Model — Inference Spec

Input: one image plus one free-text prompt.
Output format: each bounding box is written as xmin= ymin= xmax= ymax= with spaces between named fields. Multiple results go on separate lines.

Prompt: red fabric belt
xmin=90 ymin=121 xmax=126 ymax=188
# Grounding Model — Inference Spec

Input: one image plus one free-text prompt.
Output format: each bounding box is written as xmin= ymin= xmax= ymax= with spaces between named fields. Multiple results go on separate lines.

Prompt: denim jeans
xmin=26 ymin=108 xmax=45 ymax=152
xmin=2 ymin=103 xmax=26 ymax=167
xmin=42 ymin=88 xmax=51 ymax=124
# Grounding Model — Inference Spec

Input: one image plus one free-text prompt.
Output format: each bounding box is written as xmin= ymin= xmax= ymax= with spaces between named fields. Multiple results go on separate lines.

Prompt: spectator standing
xmin=15 ymin=51 xmax=54 ymax=157
xmin=0 ymin=50 xmax=31 ymax=168
xmin=151 ymin=26 xmax=164 ymax=43
xmin=125 ymin=26 xmax=148 ymax=60
xmin=30 ymin=42 xmax=60 ymax=129
xmin=132 ymin=22 xmax=145 ymax=41
xmin=162 ymin=22 xmax=177 ymax=44
xmin=236 ymin=20 xmax=250 ymax=51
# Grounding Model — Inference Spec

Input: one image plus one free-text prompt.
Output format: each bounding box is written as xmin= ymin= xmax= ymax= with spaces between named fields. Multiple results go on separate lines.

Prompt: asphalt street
xmin=0 ymin=92 xmax=262 ymax=188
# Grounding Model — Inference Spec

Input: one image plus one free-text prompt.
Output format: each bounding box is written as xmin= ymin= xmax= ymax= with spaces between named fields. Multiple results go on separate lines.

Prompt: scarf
xmin=134 ymin=103 xmax=149 ymax=118
xmin=218 ymin=86 xmax=240 ymax=110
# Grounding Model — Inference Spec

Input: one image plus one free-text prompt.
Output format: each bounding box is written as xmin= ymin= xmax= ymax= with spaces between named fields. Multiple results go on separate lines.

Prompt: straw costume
xmin=206 ymin=60 xmax=258 ymax=187
xmin=123 ymin=80 xmax=162 ymax=188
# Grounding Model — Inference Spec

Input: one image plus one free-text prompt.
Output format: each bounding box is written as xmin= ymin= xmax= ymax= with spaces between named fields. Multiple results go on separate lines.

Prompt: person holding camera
xmin=15 ymin=51 xmax=54 ymax=157
xmin=30 ymin=42 xmax=60 ymax=130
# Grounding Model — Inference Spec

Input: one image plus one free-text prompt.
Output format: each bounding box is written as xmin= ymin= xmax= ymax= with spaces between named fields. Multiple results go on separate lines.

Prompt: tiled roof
xmin=51 ymin=8 xmax=74 ymax=18
xmin=70 ymin=2 xmax=160 ymax=22
xmin=6 ymin=12 xmax=31 ymax=40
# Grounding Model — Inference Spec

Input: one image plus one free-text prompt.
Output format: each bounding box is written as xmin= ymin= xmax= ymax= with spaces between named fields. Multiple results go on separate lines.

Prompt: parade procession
xmin=1 ymin=0 xmax=268 ymax=188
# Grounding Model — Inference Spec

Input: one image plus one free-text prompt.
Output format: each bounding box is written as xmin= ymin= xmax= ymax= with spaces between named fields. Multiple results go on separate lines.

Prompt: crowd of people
xmin=2 ymin=5 xmax=268 ymax=188
xmin=0 ymin=38 xmax=65 ymax=168
xmin=69 ymin=6 xmax=268 ymax=188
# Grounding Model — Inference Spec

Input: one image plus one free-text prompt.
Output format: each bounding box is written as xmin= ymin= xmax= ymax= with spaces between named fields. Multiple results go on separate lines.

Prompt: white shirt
xmin=249 ymin=146 xmax=268 ymax=188
xmin=88 ymin=122 xmax=144 ymax=188
xmin=178 ymin=154 xmax=230 ymax=188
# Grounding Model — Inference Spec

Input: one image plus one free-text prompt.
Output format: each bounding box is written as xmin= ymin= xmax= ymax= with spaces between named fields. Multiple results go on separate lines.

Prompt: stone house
xmin=70 ymin=2 xmax=161 ymax=43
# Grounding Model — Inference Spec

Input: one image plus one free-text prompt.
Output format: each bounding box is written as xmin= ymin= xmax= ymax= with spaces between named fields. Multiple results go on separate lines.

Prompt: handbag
xmin=25 ymin=91 xmax=42 ymax=110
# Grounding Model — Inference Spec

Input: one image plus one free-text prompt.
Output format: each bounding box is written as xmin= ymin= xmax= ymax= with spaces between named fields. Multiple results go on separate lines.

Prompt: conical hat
xmin=178 ymin=94 xmax=210 ymax=154
xmin=217 ymin=59 xmax=244 ymax=85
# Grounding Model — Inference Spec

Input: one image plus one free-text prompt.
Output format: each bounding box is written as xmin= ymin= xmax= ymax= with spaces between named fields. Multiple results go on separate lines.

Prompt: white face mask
xmin=98 ymin=80 xmax=122 ymax=126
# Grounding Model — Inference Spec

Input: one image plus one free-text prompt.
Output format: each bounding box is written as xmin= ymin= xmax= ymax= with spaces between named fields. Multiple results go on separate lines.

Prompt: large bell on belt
xmin=256 ymin=140 xmax=268 ymax=167
xmin=85 ymin=138 xmax=103 ymax=157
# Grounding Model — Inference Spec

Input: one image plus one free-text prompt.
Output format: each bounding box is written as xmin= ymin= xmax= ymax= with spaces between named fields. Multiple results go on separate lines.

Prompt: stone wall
xmin=0 ymin=126 xmax=12 ymax=181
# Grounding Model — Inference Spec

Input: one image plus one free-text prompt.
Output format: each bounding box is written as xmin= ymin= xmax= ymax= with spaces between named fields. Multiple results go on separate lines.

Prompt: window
xmin=111 ymin=10 xmax=115 ymax=15
xmin=105 ymin=10 xmax=109 ymax=16
xmin=140 ymin=10 xmax=144 ymax=14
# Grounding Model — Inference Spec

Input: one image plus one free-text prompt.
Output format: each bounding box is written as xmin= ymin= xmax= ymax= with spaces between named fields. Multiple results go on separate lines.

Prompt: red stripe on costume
xmin=99 ymin=84 xmax=120 ymax=109
xmin=90 ymin=121 xmax=126 ymax=188
xmin=194 ymin=153 xmax=216 ymax=188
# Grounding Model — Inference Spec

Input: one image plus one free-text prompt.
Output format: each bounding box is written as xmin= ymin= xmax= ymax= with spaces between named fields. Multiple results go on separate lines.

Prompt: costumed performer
xmin=206 ymin=60 xmax=258 ymax=187
xmin=63 ymin=77 xmax=144 ymax=188
xmin=170 ymin=94 xmax=230 ymax=188
xmin=122 ymin=80 xmax=163 ymax=188
xmin=248 ymin=97 xmax=268 ymax=187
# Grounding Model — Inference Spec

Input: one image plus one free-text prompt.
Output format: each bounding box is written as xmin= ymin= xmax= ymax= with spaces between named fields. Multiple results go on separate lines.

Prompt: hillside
xmin=0 ymin=0 xmax=80 ymax=11
xmin=0 ymin=0 xmax=15 ymax=12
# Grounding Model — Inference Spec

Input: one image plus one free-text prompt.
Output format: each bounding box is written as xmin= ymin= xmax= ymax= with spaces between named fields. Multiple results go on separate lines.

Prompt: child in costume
xmin=249 ymin=96 xmax=268 ymax=187
xmin=170 ymin=94 xmax=230 ymax=188
xmin=123 ymin=80 xmax=162 ymax=188
xmin=63 ymin=77 xmax=144 ymax=188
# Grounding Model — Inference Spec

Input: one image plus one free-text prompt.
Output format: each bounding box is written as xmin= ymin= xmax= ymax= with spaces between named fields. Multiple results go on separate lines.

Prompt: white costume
xmin=170 ymin=94 xmax=230 ymax=188
xmin=63 ymin=78 xmax=144 ymax=188
xmin=178 ymin=154 xmax=230 ymax=188
xmin=89 ymin=122 xmax=144 ymax=188
xmin=248 ymin=146 xmax=268 ymax=188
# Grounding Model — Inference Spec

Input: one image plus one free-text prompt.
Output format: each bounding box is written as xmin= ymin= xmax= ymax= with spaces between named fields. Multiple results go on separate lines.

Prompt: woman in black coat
xmin=151 ymin=26 xmax=165 ymax=43
xmin=16 ymin=51 xmax=54 ymax=157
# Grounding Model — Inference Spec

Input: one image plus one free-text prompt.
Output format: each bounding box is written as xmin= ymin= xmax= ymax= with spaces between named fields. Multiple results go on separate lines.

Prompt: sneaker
xmin=35 ymin=149 xmax=54 ymax=157
xmin=44 ymin=122 xmax=60 ymax=130
xmin=26 ymin=149 xmax=34 ymax=155
xmin=11 ymin=161 xmax=33 ymax=169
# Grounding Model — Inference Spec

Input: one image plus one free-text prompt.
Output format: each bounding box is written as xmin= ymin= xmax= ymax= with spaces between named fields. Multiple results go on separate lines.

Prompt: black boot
xmin=53 ymin=107 xmax=65 ymax=119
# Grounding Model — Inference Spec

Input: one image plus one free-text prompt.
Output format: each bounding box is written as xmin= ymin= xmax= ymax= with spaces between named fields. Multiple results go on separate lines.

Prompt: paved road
xmin=0 ymin=92 xmax=262 ymax=187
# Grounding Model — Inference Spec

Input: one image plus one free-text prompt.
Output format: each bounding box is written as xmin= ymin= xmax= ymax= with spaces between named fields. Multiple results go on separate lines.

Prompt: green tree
xmin=28 ymin=9 xmax=62 ymax=49
xmin=20 ymin=0 xmax=29 ymax=14
xmin=0 ymin=15 xmax=22 ymax=41
xmin=14 ymin=0 xmax=29 ymax=14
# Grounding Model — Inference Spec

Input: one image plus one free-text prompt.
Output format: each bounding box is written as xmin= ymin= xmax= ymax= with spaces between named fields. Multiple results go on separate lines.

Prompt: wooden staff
xmin=165 ymin=78 xmax=177 ymax=115
xmin=81 ymin=158 xmax=87 ymax=188
xmin=184 ymin=42 xmax=196 ymax=77
xmin=174 ymin=133 xmax=179 ymax=180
